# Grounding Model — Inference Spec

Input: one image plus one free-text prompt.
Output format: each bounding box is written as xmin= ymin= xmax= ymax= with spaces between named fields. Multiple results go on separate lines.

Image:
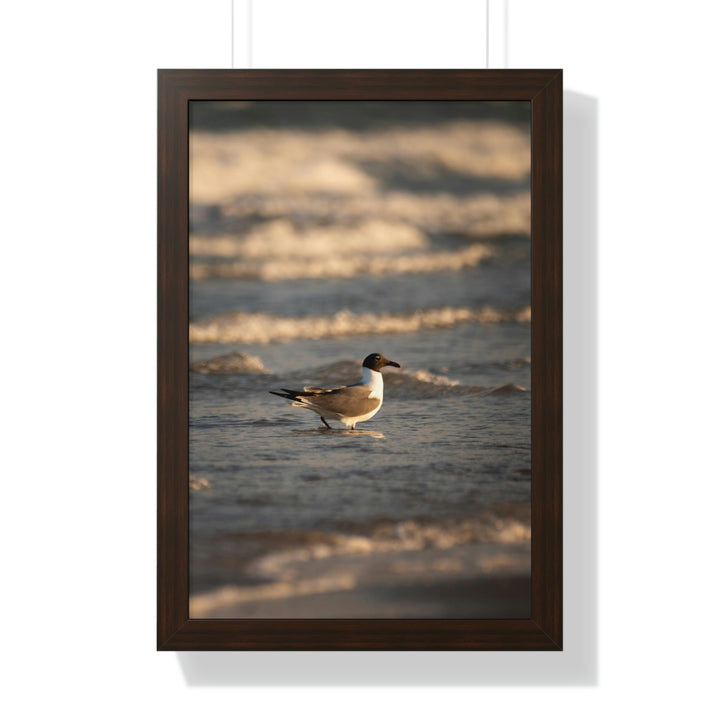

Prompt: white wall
xmin=2 ymin=1 xmax=717 ymax=717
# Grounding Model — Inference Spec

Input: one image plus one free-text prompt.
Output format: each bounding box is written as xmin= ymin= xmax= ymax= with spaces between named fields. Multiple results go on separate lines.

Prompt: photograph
xmin=187 ymin=99 xmax=533 ymax=619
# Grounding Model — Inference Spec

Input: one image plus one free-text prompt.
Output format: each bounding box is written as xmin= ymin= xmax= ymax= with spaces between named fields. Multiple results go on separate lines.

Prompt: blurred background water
xmin=188 ymin=101 xmax=532 ymax=618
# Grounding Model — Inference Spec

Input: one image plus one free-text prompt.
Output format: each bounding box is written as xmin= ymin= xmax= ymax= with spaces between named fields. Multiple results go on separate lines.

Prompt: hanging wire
xmin=486 ymin=0 xmax=490 ymax=68
xmin=248 ymin=0 xmax=253 ymax=68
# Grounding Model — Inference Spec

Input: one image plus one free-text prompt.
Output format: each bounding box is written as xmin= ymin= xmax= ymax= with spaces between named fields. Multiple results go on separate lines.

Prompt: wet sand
xmin=195 ymin=575 xmax=531 ymax=620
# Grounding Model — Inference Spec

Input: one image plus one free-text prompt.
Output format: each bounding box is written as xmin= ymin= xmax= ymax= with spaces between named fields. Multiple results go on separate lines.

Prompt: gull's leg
xmin=320 ymin=417 xmax=331 ymax=429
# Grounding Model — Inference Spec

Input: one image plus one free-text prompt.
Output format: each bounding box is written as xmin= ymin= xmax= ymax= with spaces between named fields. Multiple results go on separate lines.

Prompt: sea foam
xmin=189 ymin=306 xmax=531 ymax=344
xmin=190 ymin=239 xmax=493 ymax=281
xmin=190 ymin=351 xmax=268 ymax=375
xmin=191 ymin=219 xmax=427 ymax=259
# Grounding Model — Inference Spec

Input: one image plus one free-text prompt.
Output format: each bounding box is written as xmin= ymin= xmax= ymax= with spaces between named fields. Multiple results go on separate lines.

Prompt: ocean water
xmin=188 ymin=101 xmax=532 ymax=619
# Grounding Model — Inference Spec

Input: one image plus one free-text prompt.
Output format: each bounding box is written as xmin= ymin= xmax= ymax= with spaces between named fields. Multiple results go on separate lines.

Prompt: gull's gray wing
xmin=297 ymin=385 xmax=380 ymax=417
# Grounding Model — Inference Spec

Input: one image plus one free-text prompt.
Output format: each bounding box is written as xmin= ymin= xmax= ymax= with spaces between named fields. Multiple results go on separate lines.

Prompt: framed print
xmin=158 ymin=70 xmax=562 ymax=650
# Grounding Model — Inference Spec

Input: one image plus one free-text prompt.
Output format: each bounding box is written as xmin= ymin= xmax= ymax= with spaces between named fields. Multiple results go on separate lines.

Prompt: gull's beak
xmin=384 ymin=359 xmax=401 ymax=369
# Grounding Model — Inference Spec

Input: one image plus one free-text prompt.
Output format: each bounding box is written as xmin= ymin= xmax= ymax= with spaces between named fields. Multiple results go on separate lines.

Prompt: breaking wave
xmin=190 ymin=351 xmax=269 ymax=375
xmin=488 ymin=383 xmax=528 ymax=395
xmin=190 ymin=121 xmax=530 ymax=205
xmin=250 ymin=512 xmax=531 ymax=574
xmin=191 ymin=219 xmax=427 ymax=259
xmin=383 ymin=369 xmax=485 ymax=398
xmin=198 ymin=191 xmax=530 ymax=243
xmin=189 ymin=508 xmax=530 ymax=617
xmin=190 ymin=217 xmax=497 ymax=282
xmin=189 ymin=306 xmax=531 ymax=344
xmin=191 ymin=241 xmax=493 ymax=280
xmin=189 ymin=474 xmax=211 ymax=491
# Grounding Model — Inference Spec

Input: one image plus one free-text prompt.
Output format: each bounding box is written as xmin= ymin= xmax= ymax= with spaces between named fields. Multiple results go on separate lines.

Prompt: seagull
xmin=269 ymin=353 xmax=401 ymax=430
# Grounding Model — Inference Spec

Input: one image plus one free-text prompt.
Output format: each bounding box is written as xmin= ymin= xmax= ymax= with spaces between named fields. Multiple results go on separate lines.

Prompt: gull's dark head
xmin=362 ymin=353 xmax=401 ymax=372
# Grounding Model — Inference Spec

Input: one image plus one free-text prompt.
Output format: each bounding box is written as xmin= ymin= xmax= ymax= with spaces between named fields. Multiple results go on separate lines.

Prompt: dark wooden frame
xmin=158 ymin=70 xmax=562 ymax=650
